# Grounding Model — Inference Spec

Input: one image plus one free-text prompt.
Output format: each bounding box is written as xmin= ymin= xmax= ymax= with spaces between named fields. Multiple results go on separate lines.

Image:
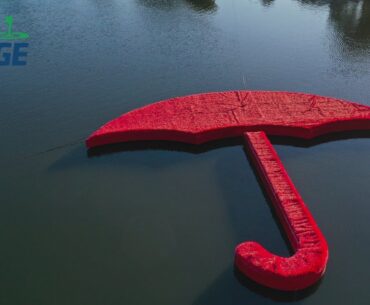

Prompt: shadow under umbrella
xmin=87 ymin=137 xmax=243 ymax=157
xmin=270 ymin=129 xmax=370 ymax=148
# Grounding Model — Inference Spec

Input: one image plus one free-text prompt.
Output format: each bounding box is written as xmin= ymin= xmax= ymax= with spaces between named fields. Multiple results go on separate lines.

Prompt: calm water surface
xmin=1 ymin=0 xmax=370 ymax=304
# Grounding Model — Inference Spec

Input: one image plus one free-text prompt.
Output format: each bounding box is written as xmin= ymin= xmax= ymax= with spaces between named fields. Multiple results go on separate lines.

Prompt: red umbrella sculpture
xmin=86 ymin=91 xmax=370 ymax=291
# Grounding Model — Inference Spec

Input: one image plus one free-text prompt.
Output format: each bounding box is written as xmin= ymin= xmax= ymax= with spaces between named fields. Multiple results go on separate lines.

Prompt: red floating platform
xmin=86 ymin=91 xmax=370 ymax=291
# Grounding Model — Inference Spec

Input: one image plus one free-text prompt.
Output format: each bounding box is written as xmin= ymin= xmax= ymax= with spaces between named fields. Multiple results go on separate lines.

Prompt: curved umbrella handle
xmin=235 ymin=131 xmax=329 ymax=291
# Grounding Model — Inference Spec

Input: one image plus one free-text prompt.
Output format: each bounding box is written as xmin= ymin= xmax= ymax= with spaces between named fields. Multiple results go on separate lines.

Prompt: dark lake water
xmin=1 ymin=0 xmax=370 ymax=304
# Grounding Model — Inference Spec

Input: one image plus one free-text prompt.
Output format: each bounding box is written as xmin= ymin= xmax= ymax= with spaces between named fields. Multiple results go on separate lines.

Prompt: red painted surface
xmin=237 ymin=131 xmax=328 ymax=291
xmin=86 ymin=91 xmax=370 ymax=148
xmin=86 ymin=91 xmax=370 ymax=291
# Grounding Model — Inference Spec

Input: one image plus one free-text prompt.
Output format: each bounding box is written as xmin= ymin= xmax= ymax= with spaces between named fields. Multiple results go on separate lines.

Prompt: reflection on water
xmin=137 ymin=0 xmax=217 ymax=12
xmin=328 ymin=0 xmax=370 ymax=56
xmin=260 ymin=0 xmax=275 ymax=6
xmin=186 ymin=0 xmax=217 ymax=12
xmin=263 ymin=0 xmax=370 ymax=54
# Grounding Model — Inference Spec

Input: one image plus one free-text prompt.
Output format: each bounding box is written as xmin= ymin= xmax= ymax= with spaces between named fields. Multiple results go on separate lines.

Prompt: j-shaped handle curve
xmin=235 ymin=131 xmax=329 ymax=291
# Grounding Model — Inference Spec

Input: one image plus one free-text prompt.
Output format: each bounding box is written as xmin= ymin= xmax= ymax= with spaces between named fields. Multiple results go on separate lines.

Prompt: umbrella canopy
xmin=87 ymin=91 xmax=370 ymax=148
